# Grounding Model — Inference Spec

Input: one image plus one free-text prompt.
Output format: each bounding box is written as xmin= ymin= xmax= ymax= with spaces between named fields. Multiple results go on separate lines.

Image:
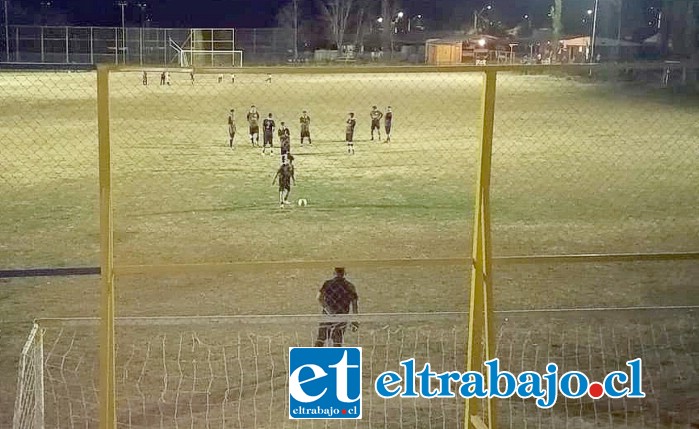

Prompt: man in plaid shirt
xmin=315 ymin=267 xmax=359 ymax=347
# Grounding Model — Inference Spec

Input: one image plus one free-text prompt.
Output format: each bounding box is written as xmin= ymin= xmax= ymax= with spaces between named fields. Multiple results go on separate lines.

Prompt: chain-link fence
xmin=1 ymin=26 xmax=305 ymax=66
xmin=1 ymin=64 xmax=698 ymax=427
xmin=1 ymin=26 xmax=227 ymax=65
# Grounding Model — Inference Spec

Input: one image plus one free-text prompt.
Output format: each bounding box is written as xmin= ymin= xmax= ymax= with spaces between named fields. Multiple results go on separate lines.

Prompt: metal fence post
xmin=114 ymin=27 xmax=118 ymax=64
xmin=138 ymin=27 xmax=143 ymax=65
xmin=65 ymin=26 xmax=69 ymax=63
xmin=90 ymin=27 xmax=94 ymax=64
xmin=40 ymin=26 xmax=44 ymax=62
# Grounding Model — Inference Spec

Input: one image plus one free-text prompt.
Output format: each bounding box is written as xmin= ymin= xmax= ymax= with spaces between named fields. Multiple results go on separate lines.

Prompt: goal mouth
xmin=15 ymin=308 xmax=698 ymax=428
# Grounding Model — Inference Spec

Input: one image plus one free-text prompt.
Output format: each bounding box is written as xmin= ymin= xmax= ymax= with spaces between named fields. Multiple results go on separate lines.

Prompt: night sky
xmin=10 ymin=0 xmax=660 ymax=33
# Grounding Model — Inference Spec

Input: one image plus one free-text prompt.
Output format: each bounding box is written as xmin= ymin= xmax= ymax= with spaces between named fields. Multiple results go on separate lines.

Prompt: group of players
xmin=227 ymin=104 xmax=394 ymax=208
xmin=142 ymin=71 xmax=274 ymax=86
xmin=227 ymin=105 xmax=393 ymax=154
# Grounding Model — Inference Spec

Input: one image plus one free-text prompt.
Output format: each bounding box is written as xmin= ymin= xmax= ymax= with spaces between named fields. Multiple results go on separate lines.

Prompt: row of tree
xmin=280 ymin=0 xmax=697 ymax=60
xmin=276 ymin=0 xmax=405 ymax=57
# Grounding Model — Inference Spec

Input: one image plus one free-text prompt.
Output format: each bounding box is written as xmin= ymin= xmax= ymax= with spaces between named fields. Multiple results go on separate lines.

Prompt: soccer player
xmin=159 ymin=71 xmax=166 ymax=85
xmin=218 ymin=74 xmax=224 ymax=83
xmin=346 ymin=113 xmax=356 ymax=154
xmin=165 ymin=71 xmax=171 ymax=86
xmin=315 ymin=267 xmax=359 ymax=347
xmin=369 ymin=106 xmax=383 ymax=141
xmin=246 ymin=105 xmax=260 ymax=147
xmin=384 ymin=106 xmax=393 ymax=143
xmin=299 ymin=110 xmax=312 ymax=145
xmin=265 ymin=73 xmax=272 ymax=83
xmin=190 ymin=71 xmax=195 ymax=85
xmin=142 ymin=71 xmax=148 ymax=86
xmin=262 ymin=113 xmax=276 ymax=155
xmin=227 ymin=109 xmax=236 ymax=149
xmin=278 ymin=121 xmax=291 ymax=159
xmin=272 ymin=158 xmax=296 ymax=208
xmin=231 ymin=73 xmax=235 ymax=84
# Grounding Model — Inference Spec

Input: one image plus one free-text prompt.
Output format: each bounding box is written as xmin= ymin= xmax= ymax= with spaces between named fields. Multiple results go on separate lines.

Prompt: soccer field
xmin=1 ymin=68 xmax=698 ymax=427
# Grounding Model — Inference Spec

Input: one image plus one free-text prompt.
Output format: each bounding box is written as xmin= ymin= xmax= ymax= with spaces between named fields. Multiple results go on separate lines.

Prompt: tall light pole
xmin=117 ymin=1 xmax=127 ymax=63
xmin=3 ymin=0 xmax=9 ymax=62
xmin=406 ymin=14 xmax=422 ymax=33
xmin=396 ymin=11 xmax=404 ymax=34
xmin=136 ymin=2 xmax=147 ymax=27
xmin=473 ymin=4 xmax=492 ymax=33
xmin=590 ymin=0 xmax=599 ymax=62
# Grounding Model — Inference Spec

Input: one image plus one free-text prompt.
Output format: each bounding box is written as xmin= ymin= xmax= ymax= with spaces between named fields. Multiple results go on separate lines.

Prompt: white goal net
xmin=13 ymin=309 xmax=699 ymax=428
xmin=170 ymin=28 xmax=243 ymax=67
xmin=179 ymin=50 xmax=244 ymax=68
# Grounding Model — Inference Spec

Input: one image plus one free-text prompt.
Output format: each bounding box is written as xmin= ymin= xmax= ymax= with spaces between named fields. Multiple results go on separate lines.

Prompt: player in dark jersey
xmin=262 ymin=113 xmax=276 ymax=156
xmin=246 ymin=105 xmax=260 ymax=147
xmin=190 ymin=71 xmax=195 ymax=85
xmin=346 ymin=113 xmax=356 ymax=155
xmin=315 ymin=267 xmax=359 ymax=347
xmin=278 ymin=121 xmax=291 ymax=160
xmin=142 ymin=71 xmax=148 ymax=86
xmin=227 ymin=109 xmax=236 ymax=149
xmin=299 ymin=110 xmax=312 ymax=145
xmin=272 ymin=158 xmax=295 ymax=208
xmin=384 ymin=106 xmax=393 ymax=143
xmin=370 ymin=106 xmax=383 ymax=141
xmin=159 ymin=71 xmax=166 ymax=85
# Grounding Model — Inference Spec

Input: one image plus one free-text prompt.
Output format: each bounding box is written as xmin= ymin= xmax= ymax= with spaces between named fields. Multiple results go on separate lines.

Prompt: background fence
xmin=0 ymin=25 xmax=299 ymax=66
xmin=1 ymin=64 xmax=698 ymax=427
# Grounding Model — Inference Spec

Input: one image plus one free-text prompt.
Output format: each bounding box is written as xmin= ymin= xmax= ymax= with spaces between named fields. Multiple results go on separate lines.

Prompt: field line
xmin=33 ymin=305 xmax=699 ymax=327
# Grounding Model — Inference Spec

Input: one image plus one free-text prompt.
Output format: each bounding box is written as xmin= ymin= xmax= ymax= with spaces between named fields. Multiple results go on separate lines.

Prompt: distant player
xmin=227 ymin=109 xmax=236 ymax=149
xmin=246 ymin=105 xmax=260 ymax=146
xmin=346 ymin=113 xmax=356 ymax=155
xmin=165 ymin=71 xmax=171 ymax=86
xmin=265 ymin=73 xmax=272 ymax=83
xmin=142 ymin=71 xmax=148 ymax=86
xmin=370 ymin=106 xmax=383 ymax=141
xmin=278 ymin=121 xmax=291 ymax=159
xmin=262 ymin=113 xmax=276 ymax=155
xmin=299 ymin=110 xmax=312 ymax=145
xmin=384 ymin=106 xmax=393 ymax=143
xmin=231 ymin=73 xmax=235 ymax=83
xmin=218 ymin=74 xmax=223 ymax=83
xmin=190 ymin=71 xmax=195 ymax=85
xmin=272 ymin=158 xmax=296 ymax=208
xmin=160 ymin=71 xmax=166 ymax=85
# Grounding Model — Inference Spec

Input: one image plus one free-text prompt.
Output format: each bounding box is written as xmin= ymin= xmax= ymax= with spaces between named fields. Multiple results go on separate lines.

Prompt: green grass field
xmin=1 ymin=69 xmax=698 ymax=427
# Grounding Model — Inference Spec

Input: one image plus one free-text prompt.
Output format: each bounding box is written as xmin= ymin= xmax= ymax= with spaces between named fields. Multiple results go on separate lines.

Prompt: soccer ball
xmin=297 ymin=198 xmax=308 ymax=207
